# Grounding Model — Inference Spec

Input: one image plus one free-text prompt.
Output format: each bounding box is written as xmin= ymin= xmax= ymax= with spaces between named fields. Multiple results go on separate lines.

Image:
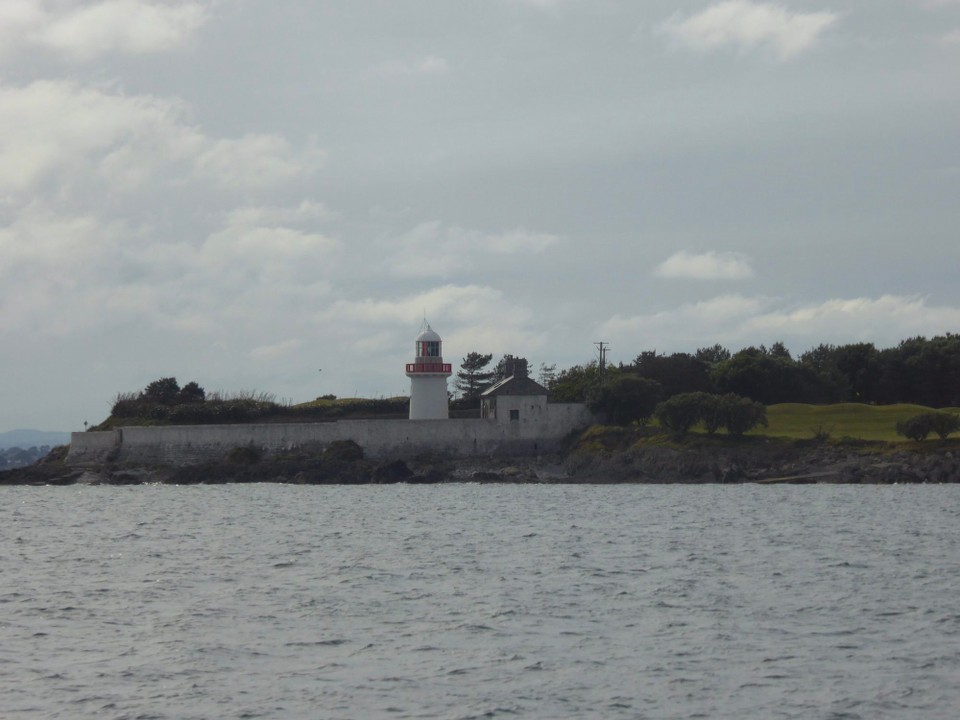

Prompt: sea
xmin=2 ymin=483 xmax=959 ymax=720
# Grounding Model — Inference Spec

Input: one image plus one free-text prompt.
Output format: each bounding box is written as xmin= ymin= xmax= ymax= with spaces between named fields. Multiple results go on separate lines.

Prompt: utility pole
xmin=595 ymin=341 xmax=609 ymax=383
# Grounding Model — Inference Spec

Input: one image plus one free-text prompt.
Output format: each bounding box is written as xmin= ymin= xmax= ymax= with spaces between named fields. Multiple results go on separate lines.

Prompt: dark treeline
xmin=548 ymin=334 xmax=960 ymax=408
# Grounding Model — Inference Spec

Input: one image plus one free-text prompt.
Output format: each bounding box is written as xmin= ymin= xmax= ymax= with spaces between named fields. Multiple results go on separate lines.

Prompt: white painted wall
xmin=408 ymin=375 xmax=449 ymax=419
xmin=67 ymin=402 xmax=595 ymax=467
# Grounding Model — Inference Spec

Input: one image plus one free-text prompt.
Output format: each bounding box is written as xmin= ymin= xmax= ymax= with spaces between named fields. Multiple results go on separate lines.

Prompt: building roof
xmin=481 ymin=375 xmax=548 ymax=398
xmin=416 ymin=323 xmax=441 ymax=342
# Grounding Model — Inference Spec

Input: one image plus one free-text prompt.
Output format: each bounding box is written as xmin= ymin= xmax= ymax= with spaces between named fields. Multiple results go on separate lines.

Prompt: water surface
xmin=3 ymin=484 xmax=958 ymax=719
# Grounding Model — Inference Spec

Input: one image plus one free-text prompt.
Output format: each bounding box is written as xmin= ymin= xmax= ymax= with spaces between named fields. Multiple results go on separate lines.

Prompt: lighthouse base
xmin=408 ymin=375 xmax=449 ymax=419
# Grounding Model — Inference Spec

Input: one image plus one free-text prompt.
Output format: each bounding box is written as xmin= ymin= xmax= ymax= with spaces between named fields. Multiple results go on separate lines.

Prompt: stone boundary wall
xmin=67 ymin=403 xmax=595 ymax=466
xmin=66 ymin=429 xmax=121 ymax=465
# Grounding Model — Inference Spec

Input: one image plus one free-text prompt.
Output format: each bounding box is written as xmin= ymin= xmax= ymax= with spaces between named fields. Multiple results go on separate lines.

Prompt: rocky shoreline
xmin=562 ymin=442 xmax=960 ymax=484
xmin=3 ymin=436 xmax=960 ymax=485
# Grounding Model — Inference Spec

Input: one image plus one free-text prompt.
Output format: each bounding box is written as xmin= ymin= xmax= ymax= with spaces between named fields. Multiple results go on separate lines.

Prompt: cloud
xmin=225 ymin=201 xmax=331 ymax=228
xmin=0 ymin=74 xmax=328 ymax=358
xmin=0 ymin=204 xmax=130 ymax=335
xmin=377 ymin=55 xmax=451 ymax=78
xmin=0 ymin=2 xmax=46 ymax=60
xmin=0 ymin=198 xmax=339 ymax=340
xmin=385 ymin=221 xmax=561 ymax=278
xmin=600 ymin=294 xmax=770 ymax=340
xmin=36 ymin=0 xmax=209 ymax=59
xmin=660 ymin=1 xmax=839 ymax=60
xmin=940 ymin=28 xmax=960 ymax=45
xmin=195 ymin=134 xmax=324 ymax=190
xmin=0 ymin=80 xmax=187 ymax=196
xmin=0 ymin=0 xmax=209 ymax=61
xmin=0 ymin=80 xmax=321 ymax=199
xmin=598 ymin=294 xmax=960 ymax=355
xmin=654 ymin=250 xmax=755 ymax=280
xmin=315 ymin=284 xmax=545 ymax=363
xmin=319 ymin=285 xmax=509 ymax=326
xmin=507 ymin=0 xmax=566 ymax=7
xmin=741 ymin=295 xmax=960 ymax=340
xmin=200 ymin=223 xmax=340 ymax=286
xmin=249 ymin=339 xmax=303 ymax=361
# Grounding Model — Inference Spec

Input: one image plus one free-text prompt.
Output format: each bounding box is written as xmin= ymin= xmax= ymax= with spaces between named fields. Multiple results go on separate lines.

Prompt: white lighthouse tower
xmin=406 ymin=321 xmax=452 ymax=419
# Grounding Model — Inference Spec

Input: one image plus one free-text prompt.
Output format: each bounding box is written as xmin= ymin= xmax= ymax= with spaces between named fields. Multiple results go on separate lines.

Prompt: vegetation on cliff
xmin=95 ymin=378 xmax=408 ymax=429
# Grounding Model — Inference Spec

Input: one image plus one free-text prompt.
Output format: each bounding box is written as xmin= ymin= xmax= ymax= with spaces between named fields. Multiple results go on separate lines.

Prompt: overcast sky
xmin=2 ymin=0 xmax=958 ymax=432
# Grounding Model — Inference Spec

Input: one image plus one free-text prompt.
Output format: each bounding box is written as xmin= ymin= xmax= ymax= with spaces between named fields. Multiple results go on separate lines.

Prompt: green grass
xmin=568 ymin=403 xmax=960 ymax=457
xmin=755 ymin=403 xmax=960 ymax=442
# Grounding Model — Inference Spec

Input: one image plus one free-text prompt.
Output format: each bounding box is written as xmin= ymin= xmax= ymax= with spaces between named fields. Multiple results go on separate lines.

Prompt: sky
xmin=1 ymin=0 xmax=958 ymax=432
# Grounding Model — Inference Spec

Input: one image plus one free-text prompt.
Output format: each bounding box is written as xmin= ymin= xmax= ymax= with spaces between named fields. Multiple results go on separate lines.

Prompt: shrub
xmin=226 ymin=445 xmax=262 ymax=465
xmin=654 ymin=392 xmax=709 ymax=434
xmin=111 ymin=393 xmax=147 ymax=418
xmin=700 ymin=394 xmax=726 ymax=434
xmin=811 ymin=424 xmax=833 ymax=442
xmin=929 ymin=412 xmax=960 ymax=440
xmin=896 ymin=415 xmax=931 ymax=441
xmin=719 ymin=394 xmax=768 ymax=437
xmin=652 ymin=391 xmax=766 ymax=437
xmin=896 ymin=412 xmax=960 ymax=441
xmin=323 ymin=440 xmax=364 ymax=461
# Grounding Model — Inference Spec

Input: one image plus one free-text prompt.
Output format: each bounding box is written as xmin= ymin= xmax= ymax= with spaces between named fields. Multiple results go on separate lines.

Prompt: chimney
xmin=509 ymin=358 xmax=529 ymax=378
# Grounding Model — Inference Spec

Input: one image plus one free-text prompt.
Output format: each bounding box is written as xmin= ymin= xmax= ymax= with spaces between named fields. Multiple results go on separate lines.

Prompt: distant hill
xmin=0 ymin=429 xmax=71 ymax=450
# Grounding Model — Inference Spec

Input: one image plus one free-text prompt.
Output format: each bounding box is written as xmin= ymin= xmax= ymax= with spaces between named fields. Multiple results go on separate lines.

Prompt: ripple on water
xmin=1 ymin=484 xmax=959 ymax=719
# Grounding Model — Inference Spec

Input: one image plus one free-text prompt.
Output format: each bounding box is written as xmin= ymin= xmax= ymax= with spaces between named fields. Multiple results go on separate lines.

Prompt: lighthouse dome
xmin=416 ymin=325 xmax=441 ymax=342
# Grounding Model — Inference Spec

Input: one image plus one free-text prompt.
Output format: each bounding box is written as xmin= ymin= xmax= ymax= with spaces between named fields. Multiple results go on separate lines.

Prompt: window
xmin=417 ymin=341 xmax=440 ymax=357
xmin=510 ymin=409 xmax=520 ymax=421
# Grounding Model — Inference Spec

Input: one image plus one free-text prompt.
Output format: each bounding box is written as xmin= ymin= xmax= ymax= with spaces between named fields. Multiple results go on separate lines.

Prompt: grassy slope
xmin=574 ymin=403 xmax=960 ymax=456
xmin=753 ymin=403 xmax=960 ymax=442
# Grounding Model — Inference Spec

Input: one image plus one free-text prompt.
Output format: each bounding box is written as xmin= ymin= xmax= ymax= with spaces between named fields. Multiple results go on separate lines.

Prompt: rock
xmin=371 ymin=459 xmax=413 ymax=483
xmin=407 ymin=468 xmax=449 ymax=483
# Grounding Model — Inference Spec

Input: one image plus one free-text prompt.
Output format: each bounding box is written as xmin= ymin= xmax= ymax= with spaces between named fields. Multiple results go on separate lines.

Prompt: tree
xmin=587 ymin=375 xmax=662 ymax=426
xmin=455 ymin=352 xmax=494 ymax=403
xmin=799 ymin=344 xmax=849 ymax=402
xmin=695 ymin=344 xmax=731 ymax=365
xmin=178 ymin=381 xmax=206 ymax=404
xmin=629 ymin=351 xmax=714 ymax=399
xmin=549 ymin=362 xmax=603 ymax=402
xmin=538 ymin=362 xmax=557 ymax=388
xmin=768 ymin=341 xmax=792 ymax=359
xmin=800 ymin=342 xmax=879 ymax=403
xmin=712 ymin=353 xmax=827 ymax=405
xmin=142 ymin=377 xmax=181 ymax=405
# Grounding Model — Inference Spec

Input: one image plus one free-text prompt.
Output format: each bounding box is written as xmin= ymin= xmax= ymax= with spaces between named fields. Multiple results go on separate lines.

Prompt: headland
xmin=4 ymin=429 xmax=960 ymax=486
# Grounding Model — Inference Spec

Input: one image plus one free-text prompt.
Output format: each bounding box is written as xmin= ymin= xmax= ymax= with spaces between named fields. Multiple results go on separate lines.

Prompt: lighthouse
xmin=406 ymin=322 xmax=452 ymax=419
